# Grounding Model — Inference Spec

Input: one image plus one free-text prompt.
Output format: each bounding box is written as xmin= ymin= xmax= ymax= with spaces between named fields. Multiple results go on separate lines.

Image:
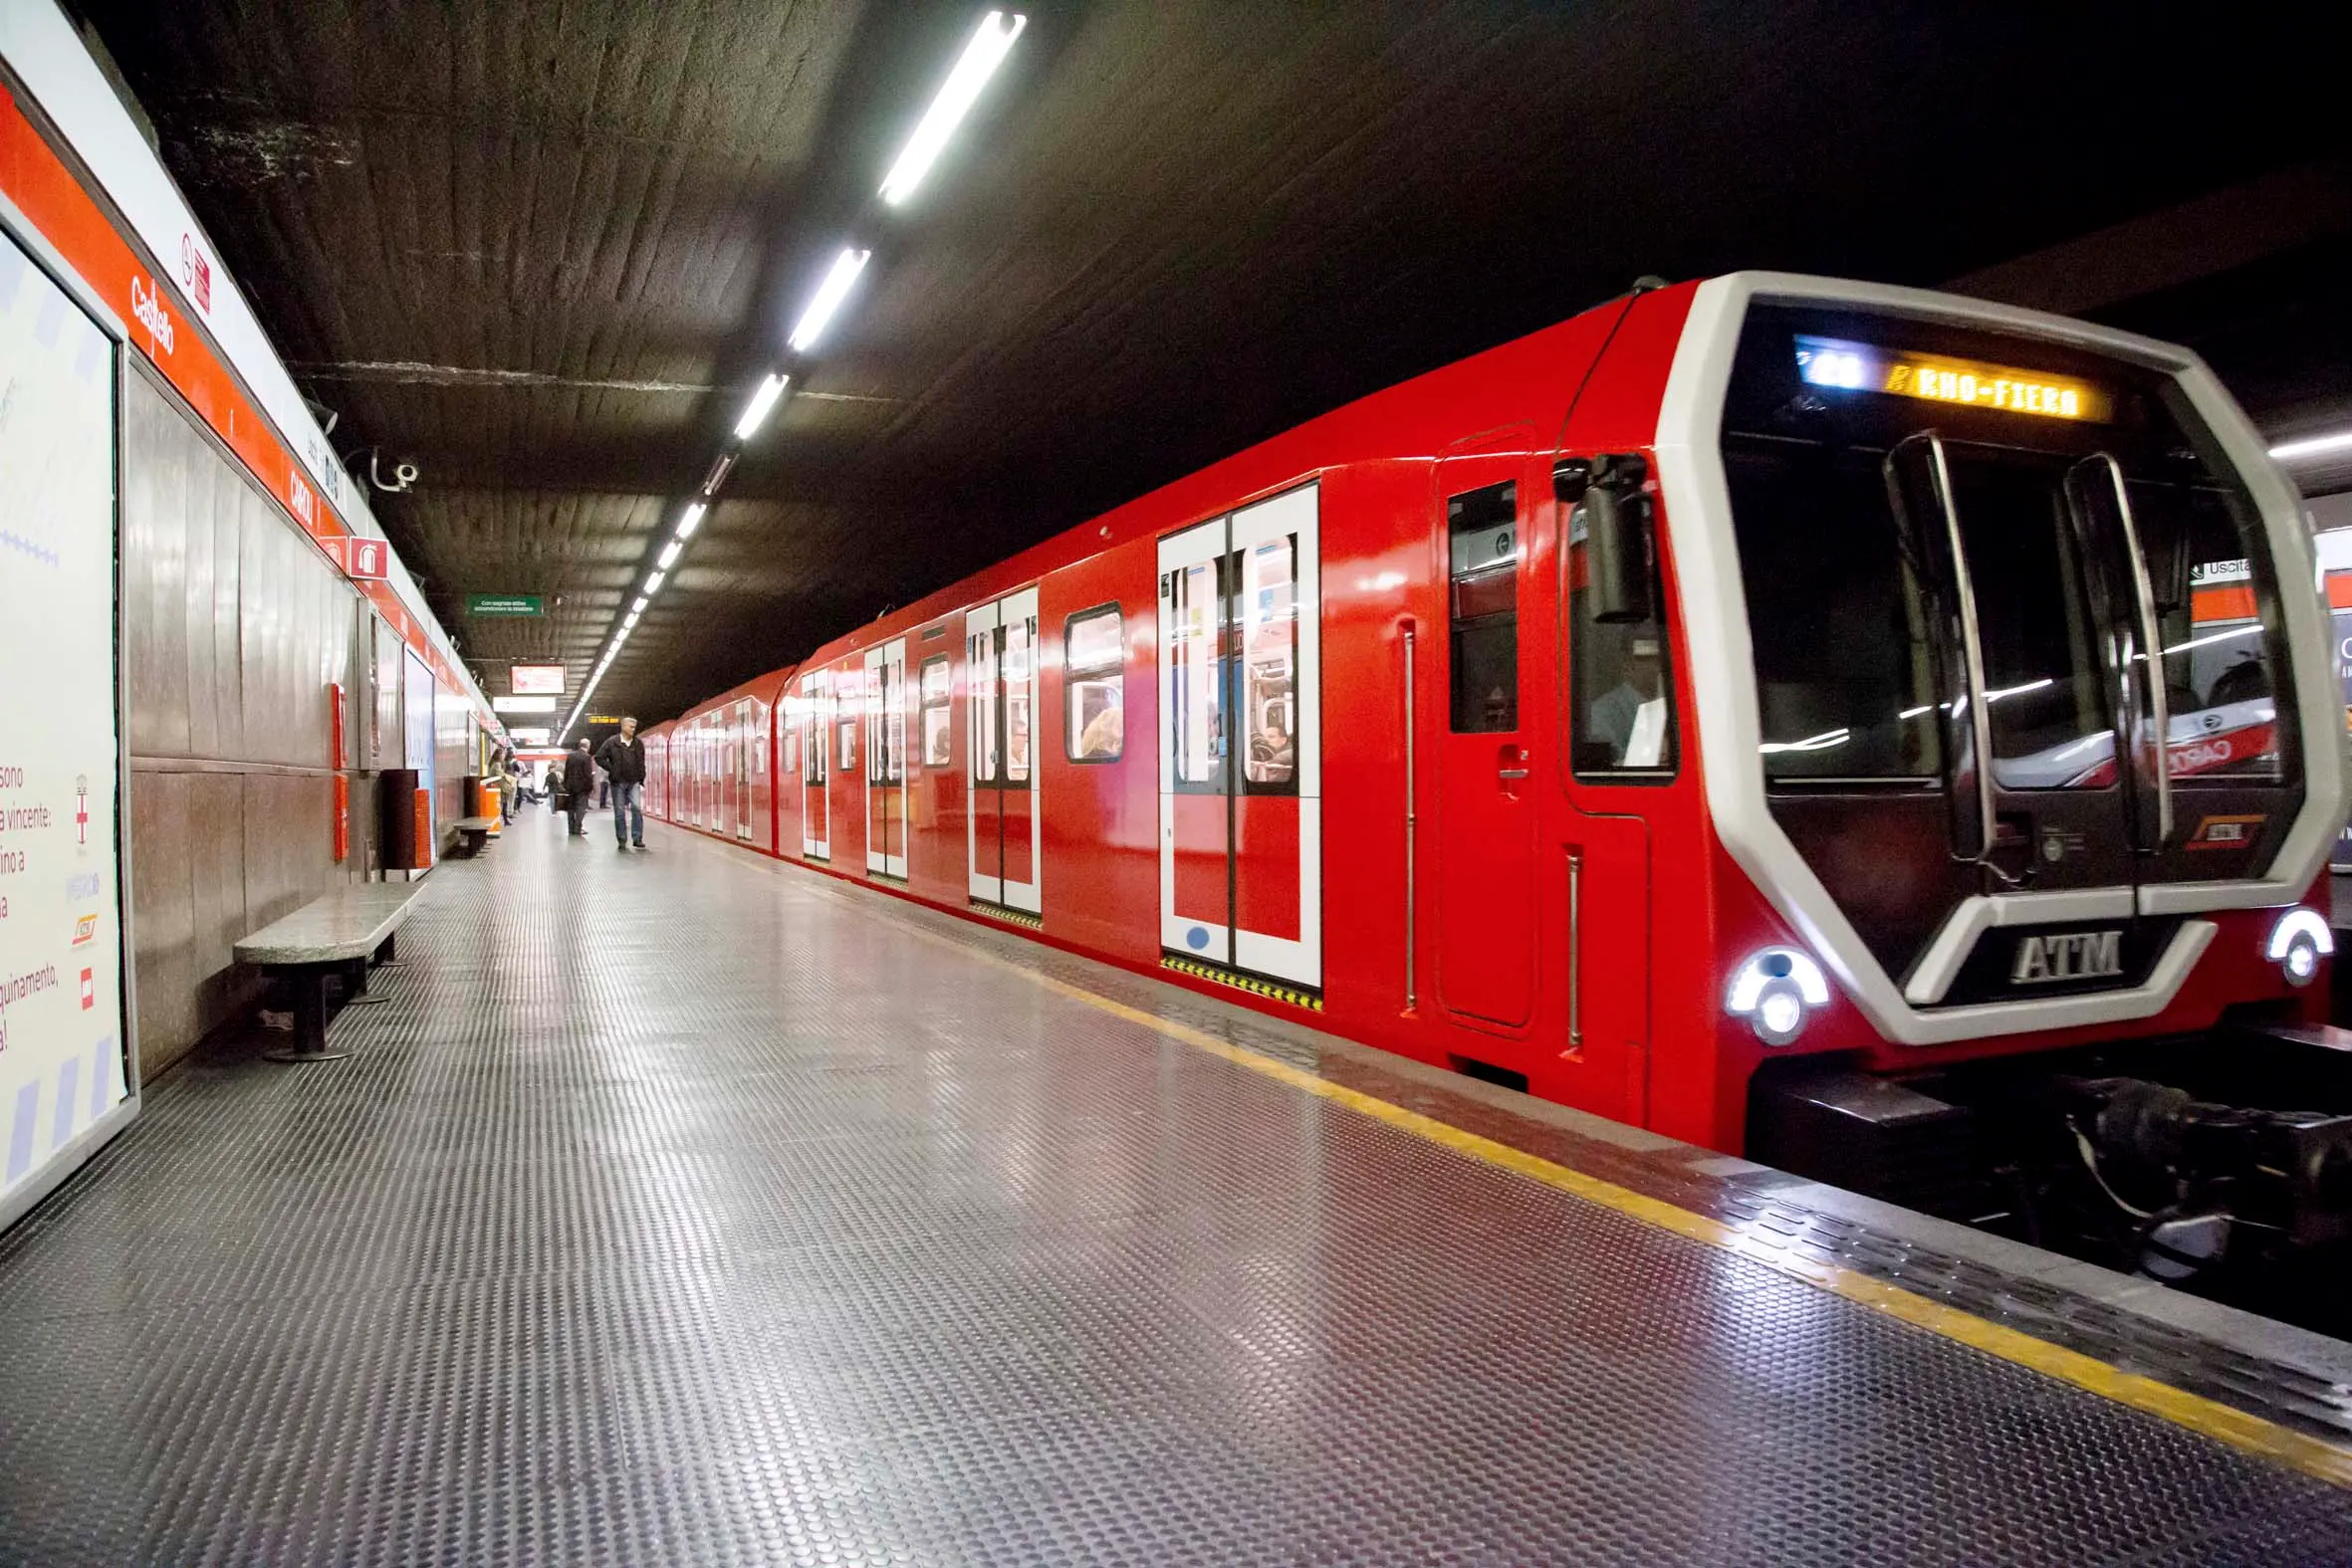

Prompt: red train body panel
xmin=642 ymin=274 xmax=2351 ymax=1274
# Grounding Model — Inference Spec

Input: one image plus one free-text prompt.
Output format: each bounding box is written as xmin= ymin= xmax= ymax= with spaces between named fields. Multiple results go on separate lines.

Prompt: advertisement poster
xmin=0 ymin=228 xmax=127 ymax=1199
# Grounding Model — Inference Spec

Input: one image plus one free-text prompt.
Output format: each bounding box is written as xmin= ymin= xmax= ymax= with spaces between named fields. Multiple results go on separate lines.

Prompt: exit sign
xmin=467 ymin=593 xmax=544 ymax=617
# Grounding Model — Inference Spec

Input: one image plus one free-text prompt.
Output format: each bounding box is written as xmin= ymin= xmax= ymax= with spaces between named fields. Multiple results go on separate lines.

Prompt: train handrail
xmin=1885 ymin=431 xmax=2011 ymax=882
xmin=2074 ymin=452 xmax=2175 ymax=850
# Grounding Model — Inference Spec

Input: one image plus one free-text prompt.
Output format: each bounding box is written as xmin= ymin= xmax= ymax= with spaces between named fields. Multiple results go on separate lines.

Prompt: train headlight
xmin=1727 ymin=948 xmax=1830 ymax=1046
xmin=2264 ymin=909 xmax=2333 ymax=988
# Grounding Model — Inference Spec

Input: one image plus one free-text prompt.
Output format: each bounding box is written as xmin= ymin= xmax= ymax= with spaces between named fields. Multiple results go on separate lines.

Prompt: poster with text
xmin=0 ymin=228 xmax=126 ymax=1198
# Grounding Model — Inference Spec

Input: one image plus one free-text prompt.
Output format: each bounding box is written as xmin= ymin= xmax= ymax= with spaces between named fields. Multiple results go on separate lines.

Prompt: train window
xmin=1064 ymin=605 xmax=1124 ymax=763
xmin=920 ymin=655 xmax=952 ymax=768
xmin=838 ymin=673 xmax=858 ymax=772
xmin=806 ymin=692 xmax=826 ymax=783
xmin=1241 ymin=540 xmax=1298 ymax=791
xmin=2130 ymin=476 xmax=2284 ymax=782
xmin=1569 ymin=498 xmax=1679 ymax=778
xmin=782 ymin=702 xmax=797 ymax=774
xmin=1168 ymin=557 xmax=1226 ymax=789
xmin=1448 ymin=481 xmax=1519 ymax=734
xmin=1005 ymin=616 xmax=1035 ymax=784
xmin=971 ymin=627 xmax=1000 ymax=784
xmin=866 ymin=663 xmax=903 ymax=785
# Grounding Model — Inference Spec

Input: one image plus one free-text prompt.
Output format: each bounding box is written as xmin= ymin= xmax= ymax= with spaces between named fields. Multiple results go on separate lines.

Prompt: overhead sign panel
xmin=510 ymin=664 xmax=565 ymax=695
xmin=492 ymin=695 xmax=557 ymax=715
xmin=0 ymin=226 xmax=132 ymax=1220
xmin=467 ymin=594 xmax=544 ymax=617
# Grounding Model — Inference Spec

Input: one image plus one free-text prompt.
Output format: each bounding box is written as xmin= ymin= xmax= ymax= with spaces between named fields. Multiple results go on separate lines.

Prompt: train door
xmin=968 ymin=588 xmax=1041 ymax=911
xmin=735 ymin=699 xmax=755 ymax=840
xmin=720 ymin=713 xmax=737 ymax=835
xmin=800 ymin=671 xmax=829 ymax=860
xmin=864 ymin=638 xmax=908 ymax=876
xmin=1156 ymin=484 xmax=1321 ymax=987
xmin=1434 ymin=445 xmax=1538 ymax=1026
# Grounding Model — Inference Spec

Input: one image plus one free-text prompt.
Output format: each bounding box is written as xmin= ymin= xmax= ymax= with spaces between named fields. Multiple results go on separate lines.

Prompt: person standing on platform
xmin=595 ymin=718 xmax=649 ymax=850
xmin=561 ymin=739 xmax=596 ymax=838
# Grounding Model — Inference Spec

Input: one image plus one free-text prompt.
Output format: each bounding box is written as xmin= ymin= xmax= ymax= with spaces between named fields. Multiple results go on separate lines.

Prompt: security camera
xmin=366 ymin=452 xmax=418 ymax=494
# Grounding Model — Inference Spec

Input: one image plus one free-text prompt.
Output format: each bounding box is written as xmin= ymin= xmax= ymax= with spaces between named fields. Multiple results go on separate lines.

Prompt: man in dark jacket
xmin=594 ymin=717 xmax=649 ymax=850
xmin=560 ymin=739 xmax=596 ymax=837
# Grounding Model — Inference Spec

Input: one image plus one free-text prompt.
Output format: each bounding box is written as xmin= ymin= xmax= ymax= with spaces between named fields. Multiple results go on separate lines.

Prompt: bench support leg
xmin=345 ymin=955 xmax=388 ymax=1007
xmin=372 ymin=932 xmax=404 ymax=970
xmin=263 ymin=964 xmax=355 ymax=1063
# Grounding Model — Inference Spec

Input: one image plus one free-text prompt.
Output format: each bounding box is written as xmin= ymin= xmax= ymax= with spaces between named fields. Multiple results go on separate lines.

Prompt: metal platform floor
xmin=5 ymin=817 xmax=2352 ymax=1564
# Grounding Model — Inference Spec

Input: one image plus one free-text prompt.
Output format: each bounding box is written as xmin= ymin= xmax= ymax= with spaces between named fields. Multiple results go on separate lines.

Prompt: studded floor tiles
xmin=2 ymin=813 xmax=2350 ymax=1565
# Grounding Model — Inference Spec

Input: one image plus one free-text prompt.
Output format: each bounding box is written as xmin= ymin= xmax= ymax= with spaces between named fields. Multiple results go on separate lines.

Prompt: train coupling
xmin=2057 ymin=1073 xmax=2352 ymax=1251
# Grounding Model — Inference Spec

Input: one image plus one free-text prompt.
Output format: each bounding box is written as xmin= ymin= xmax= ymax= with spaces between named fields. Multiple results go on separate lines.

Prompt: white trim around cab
xmin=1652 ymin=272 xmax=2344 ymax=1046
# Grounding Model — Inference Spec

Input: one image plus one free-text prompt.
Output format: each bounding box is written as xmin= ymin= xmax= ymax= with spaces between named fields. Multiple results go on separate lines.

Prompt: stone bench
xmin=234 ymin=881 xmax=423 ymax=1061
xmin=450 ymin=815 xmax=499 ymax=857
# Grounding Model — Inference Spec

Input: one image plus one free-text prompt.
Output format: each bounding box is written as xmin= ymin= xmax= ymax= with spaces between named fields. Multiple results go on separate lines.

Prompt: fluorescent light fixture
xmin=657 ymin=541 xmax=683 ymax=569
xmin=2270 ymin=428 xmax=2352 ymax=464
xmin=734 ymin=373 xmax=791 ymax=440
xmin=632 ymin=595 xmax=649 ymax=614
xmin=789 ymin=247 xmax=870 ymax=353
xmin=644 ymin=570 xmax=666 ymax=594
xmin=623 ymin=611 xmax=640 ymax=629
xmin=677 ymin=503 xmax=707 ymax=540
xmin=879 ymin=12 xmax=1028 ymax=207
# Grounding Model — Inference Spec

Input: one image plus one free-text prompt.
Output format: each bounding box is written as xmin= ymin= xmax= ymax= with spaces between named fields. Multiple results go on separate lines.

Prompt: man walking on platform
xmin=595 ymin=717 xmax=649 ymax=850
xmin=561 ymin=739 xmax=596 ymax=838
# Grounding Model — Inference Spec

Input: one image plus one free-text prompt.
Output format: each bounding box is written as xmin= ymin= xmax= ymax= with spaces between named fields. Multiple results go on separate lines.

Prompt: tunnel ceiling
xmin=68 ymin=0 xmax=2352 ymax=726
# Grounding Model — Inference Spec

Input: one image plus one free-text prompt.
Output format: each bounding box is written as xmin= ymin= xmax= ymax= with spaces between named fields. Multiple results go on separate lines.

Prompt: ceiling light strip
xmin=879 ymin=12 xmax=1029 ymax=207
xmin=2271 ymin=429 xmax=2352 ymax=464
xmin=789 ymin=247 xmax=871 ymax=353
xmin=572 ymin=14 xmax=1030 ymax=743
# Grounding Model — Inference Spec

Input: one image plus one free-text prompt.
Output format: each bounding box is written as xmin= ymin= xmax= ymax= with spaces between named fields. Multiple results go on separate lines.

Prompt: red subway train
xmin=644 ymin=273 xmax=2351 ymax=1298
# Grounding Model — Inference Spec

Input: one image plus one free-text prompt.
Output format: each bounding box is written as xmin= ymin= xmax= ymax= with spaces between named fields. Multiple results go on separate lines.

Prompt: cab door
xmin=864 ymin=638 xmax=908 ymax=876
xmin=800 ymin=671 xmax=829 ymax=860
xmin=1156 ymin=485 xmax=1321 ymax=988
xmin=1434 ymin=440 xmax=1538 ymax=1027
xmin=968 ymin=589 xmax=1041 ymax=911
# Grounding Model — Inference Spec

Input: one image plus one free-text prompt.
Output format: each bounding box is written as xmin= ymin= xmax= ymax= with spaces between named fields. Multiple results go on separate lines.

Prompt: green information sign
xmin=466 ymin=593 xmax=545 ymax=617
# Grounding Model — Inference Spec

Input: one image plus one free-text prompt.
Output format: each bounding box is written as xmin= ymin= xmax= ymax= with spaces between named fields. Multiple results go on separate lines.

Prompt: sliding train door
xmin=967 ymin=588 xmax=1041 ymax=911
xmin=800 ymin=671 xmax=829 ymax=860
xmin=864 ymin=638 xmax=908 ymax=876
xmin=1156 ymin=484 xmax=1321 ymax=989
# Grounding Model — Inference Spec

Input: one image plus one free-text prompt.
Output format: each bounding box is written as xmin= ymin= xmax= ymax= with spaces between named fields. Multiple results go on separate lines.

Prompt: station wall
xmin=121 ymin=367 xmax=379 ymax=1078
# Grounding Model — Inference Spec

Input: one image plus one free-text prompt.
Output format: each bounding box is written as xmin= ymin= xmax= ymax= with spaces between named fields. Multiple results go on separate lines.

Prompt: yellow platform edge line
xmin=816 ymin=895 xmax=2352 ymax=1490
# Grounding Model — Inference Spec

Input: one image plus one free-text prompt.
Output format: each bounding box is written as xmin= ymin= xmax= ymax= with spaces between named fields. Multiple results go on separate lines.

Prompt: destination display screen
xmin=1794 ymin=334 xmax=2113 ymax=422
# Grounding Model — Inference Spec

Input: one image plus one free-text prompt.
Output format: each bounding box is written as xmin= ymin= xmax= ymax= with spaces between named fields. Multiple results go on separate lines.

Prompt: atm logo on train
xmin=2010 ymin=931 xmax=2125 ymax=986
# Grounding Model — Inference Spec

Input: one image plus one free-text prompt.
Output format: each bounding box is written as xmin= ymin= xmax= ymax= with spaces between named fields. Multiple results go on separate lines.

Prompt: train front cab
xmin=1655 ymin=275 xmax=2351 ymax=1291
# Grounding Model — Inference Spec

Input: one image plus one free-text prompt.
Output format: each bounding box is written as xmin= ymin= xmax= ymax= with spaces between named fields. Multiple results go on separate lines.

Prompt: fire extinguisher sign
xmin=0 ymin=223 xmax=132 ymax=1218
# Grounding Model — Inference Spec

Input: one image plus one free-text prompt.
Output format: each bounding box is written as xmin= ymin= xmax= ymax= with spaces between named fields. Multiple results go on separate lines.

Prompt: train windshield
xmin=1720 ymin=306 xmax=2290 ymax=793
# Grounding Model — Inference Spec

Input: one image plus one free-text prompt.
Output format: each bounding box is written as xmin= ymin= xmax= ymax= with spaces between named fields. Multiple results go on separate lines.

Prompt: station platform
xmin=4 ymin=818 xmax=2352 ymax=1564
